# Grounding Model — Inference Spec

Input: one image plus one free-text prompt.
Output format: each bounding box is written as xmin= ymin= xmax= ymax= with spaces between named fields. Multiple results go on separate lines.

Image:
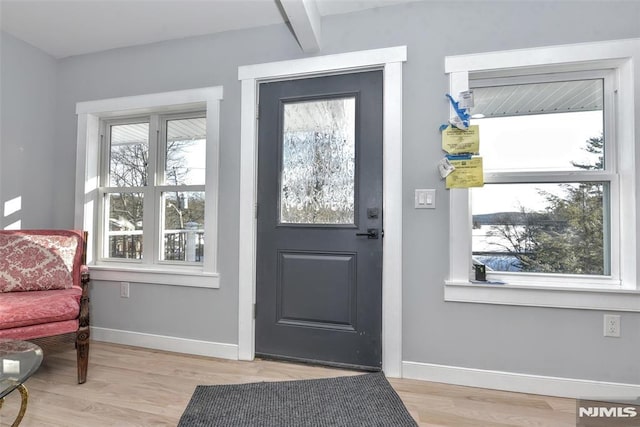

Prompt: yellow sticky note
xmin=446 ymin=157 xmax=484 ymax=189
xmin=441 ymin=125 xmax=480 ymax=154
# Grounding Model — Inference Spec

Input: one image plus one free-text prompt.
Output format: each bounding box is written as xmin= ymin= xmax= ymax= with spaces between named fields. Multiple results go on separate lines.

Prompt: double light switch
xmin=414 ymin=189 xmax=436 ymax=209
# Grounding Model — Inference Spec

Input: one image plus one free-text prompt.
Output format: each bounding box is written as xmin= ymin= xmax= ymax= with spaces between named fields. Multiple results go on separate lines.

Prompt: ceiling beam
xmin=279 ymin=0 xmax=321 ymax=53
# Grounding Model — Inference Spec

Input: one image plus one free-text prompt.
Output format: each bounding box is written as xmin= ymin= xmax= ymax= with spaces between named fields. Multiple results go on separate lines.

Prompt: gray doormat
xmin=178 ymin=372 xmax=417 ymax=426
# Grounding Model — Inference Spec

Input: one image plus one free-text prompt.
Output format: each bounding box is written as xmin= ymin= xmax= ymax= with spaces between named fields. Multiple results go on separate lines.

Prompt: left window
xmin=75 ymin=87 xmax=222 ymax=288
xmin=102 ymin=114 xmax=206 ymax=264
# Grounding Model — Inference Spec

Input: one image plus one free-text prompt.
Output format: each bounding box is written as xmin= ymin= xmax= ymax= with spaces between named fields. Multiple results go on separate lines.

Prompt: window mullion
xmin=484 ymin=171 xmax=617 ymax=184
xmin=144 ymin=114 xmax=161 ymax=263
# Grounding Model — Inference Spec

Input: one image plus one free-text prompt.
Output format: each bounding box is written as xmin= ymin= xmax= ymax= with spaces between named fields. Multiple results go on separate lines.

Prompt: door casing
xmin=238 ymin=46 xmax=406 ymax=377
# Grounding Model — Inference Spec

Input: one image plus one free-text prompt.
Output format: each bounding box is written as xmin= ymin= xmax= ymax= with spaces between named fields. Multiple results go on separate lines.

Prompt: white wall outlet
xmin=120 ymin=282 xmax=130 ymax=298
xmin=603 ymin=314 xmax=620 ymax=337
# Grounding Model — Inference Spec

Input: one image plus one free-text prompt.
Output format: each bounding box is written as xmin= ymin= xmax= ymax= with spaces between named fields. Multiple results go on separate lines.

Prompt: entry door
xmin=255 ymin=71 xmax=383 ymax=370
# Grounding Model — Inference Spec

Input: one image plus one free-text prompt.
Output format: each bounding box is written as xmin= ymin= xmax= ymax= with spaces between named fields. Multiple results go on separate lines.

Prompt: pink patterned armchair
xmin=0 ymin=230 xmax=90 ymax=383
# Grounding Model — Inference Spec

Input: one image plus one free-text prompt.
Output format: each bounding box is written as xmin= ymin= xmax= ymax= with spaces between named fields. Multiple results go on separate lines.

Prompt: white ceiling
xmin=0 ymin=0 xmax=415 ymax=58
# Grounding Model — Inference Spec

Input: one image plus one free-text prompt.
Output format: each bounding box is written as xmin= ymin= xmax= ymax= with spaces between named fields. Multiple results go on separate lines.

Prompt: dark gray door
xmin=255 ymin=71 xmax=383 ymax=370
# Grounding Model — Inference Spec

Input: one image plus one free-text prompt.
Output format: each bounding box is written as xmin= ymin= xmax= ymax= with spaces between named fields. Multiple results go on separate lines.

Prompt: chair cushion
xmin=0 ymin=230 xmax=84 ymax=292
xmin=0 ymin=287 xmax=81 ymax=329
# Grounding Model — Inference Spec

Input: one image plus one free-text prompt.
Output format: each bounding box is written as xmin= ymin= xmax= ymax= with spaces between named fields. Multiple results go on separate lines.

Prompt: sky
xmin=470 ymin=110 xmax=603 ymax=215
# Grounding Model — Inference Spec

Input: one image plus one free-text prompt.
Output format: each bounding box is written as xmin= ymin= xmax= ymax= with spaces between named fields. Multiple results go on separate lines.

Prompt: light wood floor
xmin=0 ymin=341 xmax=576 ymax=426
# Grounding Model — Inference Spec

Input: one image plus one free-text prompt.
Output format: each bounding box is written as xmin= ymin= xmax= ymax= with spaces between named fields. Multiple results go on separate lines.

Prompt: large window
xmin=102 ymin=114 xmax=206 ymax=264
xmin=470 ymin=74 xmax=615 ymax=279
xmin=444 ymin=39 xmax=639 ymax=312
xmin=75 ymin=86 xmax=222 ymax=288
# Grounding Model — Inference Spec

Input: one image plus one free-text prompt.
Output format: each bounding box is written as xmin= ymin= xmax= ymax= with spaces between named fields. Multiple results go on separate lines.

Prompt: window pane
xmin=165 ymin=118 xmax=206 ymax=186
xmin=109 ymin=123 xmax=149 ymax=187
xmin=280 ymin=97 xmax=356 ymax=224
xmin=471 ymin=79 xmax=603 ymax=171
xmin=162 ymin=191 xmax=205 ymax=262
xmin=106 ymin=192 xmax=143 ymax=259
xmin=471 ymin=183 xmax=609 ymax=275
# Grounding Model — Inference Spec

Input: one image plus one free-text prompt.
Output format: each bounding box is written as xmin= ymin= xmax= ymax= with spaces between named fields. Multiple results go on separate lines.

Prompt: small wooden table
xmin=0 ymin=340 xmax=43 ymax=426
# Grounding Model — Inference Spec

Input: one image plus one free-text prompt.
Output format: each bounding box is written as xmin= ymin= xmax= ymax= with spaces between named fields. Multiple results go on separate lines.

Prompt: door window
xmin=280 ymin=97 xmax=356 ymax=225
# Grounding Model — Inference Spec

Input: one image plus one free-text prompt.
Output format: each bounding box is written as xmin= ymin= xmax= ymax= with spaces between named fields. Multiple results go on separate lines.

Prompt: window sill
xmin=89 ymin=264 xmax=220 ymax=288
xmin=444 ymin=281 xmax=640 ymax=312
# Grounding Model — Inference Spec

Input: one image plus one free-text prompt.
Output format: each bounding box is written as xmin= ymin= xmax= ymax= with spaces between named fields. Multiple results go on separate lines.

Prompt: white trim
xmin=616 ymin=57 xmax=637 ymax=288
xmin=204 ymin=99 xmax=221 ymax=275
xmin=76 ymin=87 xmax=223 ymax=115
xmin=74 ymin=86 xmax=223 ymax=279
xmin=402 ymin=360 xmax=640 ymax=399
xmin=237 ymin=46 xmax=406 ymax=377
xmin=445 ymin=282 xmax=640 ymax=312
xmin=448 ymin=71 xmax=472 ymax=285
xmin=89 ymin=265 xmax=220 ymax=288
xmin=91 ymin=327 xmax=238 ymax=360
xmin=381 ymin=60 xmax=403 ymax=376
xmin=237 ymin=78 xmax=258 ymax=361
xmin=74 ymin=113 xmax=100 ymax=264
xmin=279 ymin=0 xmax=321 ymax=53
xmin=445 ymin=38 xmax=640 ymax=74
xmin=238 ymin=46 xmax=407 ymax=80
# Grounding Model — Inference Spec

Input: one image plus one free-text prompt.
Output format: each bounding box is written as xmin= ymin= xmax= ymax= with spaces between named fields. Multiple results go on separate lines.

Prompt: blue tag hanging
xmin=445 ymin=93 xmax=471 ymax=130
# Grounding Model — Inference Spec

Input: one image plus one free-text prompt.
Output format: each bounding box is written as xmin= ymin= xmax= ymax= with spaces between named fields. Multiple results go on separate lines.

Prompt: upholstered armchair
xmin=0 ymin=230 xmax=90 ymax=383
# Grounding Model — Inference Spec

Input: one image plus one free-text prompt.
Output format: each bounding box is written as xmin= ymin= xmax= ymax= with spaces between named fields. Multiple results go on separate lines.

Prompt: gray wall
xmin=0 ymin=32 xmax=57 ymax=229
xmin=2 ymin=1 xmax=639 ymax=384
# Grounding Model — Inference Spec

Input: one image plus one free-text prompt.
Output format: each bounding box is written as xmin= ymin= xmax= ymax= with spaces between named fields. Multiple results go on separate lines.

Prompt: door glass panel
xmin=280 ymin=97 xmax=356 ymax=224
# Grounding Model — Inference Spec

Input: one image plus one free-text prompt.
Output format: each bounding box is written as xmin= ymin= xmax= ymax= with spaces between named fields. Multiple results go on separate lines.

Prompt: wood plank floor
xmin=0 ymin=341 xmax=576 ymax=426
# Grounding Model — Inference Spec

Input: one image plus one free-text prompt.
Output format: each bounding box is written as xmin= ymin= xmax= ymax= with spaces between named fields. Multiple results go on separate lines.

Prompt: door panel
xmin=277 ymin=251 xmax=357 ymax=330
xmin=256 ymin=71 xmax=383 ymax=370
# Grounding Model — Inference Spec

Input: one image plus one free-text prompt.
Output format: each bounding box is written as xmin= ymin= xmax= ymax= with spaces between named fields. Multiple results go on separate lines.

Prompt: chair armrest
xmin=79 ymin=267 xmax=90 ymax=329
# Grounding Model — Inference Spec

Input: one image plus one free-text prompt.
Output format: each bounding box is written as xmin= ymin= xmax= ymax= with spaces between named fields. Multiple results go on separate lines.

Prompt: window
xmin=75 ymin=87 xmax=222 ymax=288
xmin=470 ymin=73 xmax=616 ymax=280
xmin=102 ymin=114 xmax=206 ymax=264
xmin=444 ymin=39 xmax=640 ymax=312
xmin=280 ymin=97 xmax=356 ymax=225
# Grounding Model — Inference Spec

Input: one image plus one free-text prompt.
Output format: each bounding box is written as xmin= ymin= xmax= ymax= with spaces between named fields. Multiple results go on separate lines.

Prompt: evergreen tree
xmin=487 ymin=135 xmax=605 ymax=274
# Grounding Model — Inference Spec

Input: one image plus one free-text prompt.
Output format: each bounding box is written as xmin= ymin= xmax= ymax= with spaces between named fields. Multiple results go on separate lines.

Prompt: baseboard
xmin=91 ymin=327 xmax=238 ymax=360
xmin=402 ymin=361 xmax=640 ymax=399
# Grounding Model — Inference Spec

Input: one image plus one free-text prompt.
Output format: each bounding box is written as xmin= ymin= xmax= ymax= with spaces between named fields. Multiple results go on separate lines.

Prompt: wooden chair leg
xmin=76 ymin=326 xmax=90 ymax=384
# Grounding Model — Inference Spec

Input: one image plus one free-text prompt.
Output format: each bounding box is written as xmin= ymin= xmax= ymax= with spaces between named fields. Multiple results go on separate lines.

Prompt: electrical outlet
xmin=120 ymin=282 xmax=130 ymax=298
xmin=603 ymin=314 xmax=620 ymax=337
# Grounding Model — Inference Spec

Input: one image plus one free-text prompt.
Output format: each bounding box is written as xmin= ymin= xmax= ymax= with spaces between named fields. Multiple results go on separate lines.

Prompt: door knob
xmin=356 ymin=228 xmax=379 ymax=239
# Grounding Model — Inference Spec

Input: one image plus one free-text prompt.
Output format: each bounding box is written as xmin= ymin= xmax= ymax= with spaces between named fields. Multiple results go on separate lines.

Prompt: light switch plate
xmin=415 ymin=189 xmax=436 ymax=209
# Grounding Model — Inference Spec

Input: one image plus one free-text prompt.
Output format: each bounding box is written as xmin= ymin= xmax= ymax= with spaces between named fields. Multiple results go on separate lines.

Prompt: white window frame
xmin=74 ymin=87 xmax=223 ymax=288
xmin=100 ymin=112 xmax=207 ymax=267
xmin=471 ymin=70 xmax=619 ymax=285
xmin=444 ymin=39 xmax=640 ymax=312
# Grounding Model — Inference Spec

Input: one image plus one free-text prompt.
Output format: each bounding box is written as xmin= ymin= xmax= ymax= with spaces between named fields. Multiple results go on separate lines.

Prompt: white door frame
xmin=237 ymin=46 xmax=406 ymax=377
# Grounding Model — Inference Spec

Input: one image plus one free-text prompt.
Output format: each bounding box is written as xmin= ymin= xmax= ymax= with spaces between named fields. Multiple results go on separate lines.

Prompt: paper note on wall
xmin=441 ymin=125 xmax=480 ymax=154
xmin=446 ymin=157 xmax=484 ymax=188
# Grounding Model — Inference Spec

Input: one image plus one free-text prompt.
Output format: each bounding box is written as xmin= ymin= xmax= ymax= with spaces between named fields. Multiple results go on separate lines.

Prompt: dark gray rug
xmin=178 ymin=372 xmax=417 ymax=427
